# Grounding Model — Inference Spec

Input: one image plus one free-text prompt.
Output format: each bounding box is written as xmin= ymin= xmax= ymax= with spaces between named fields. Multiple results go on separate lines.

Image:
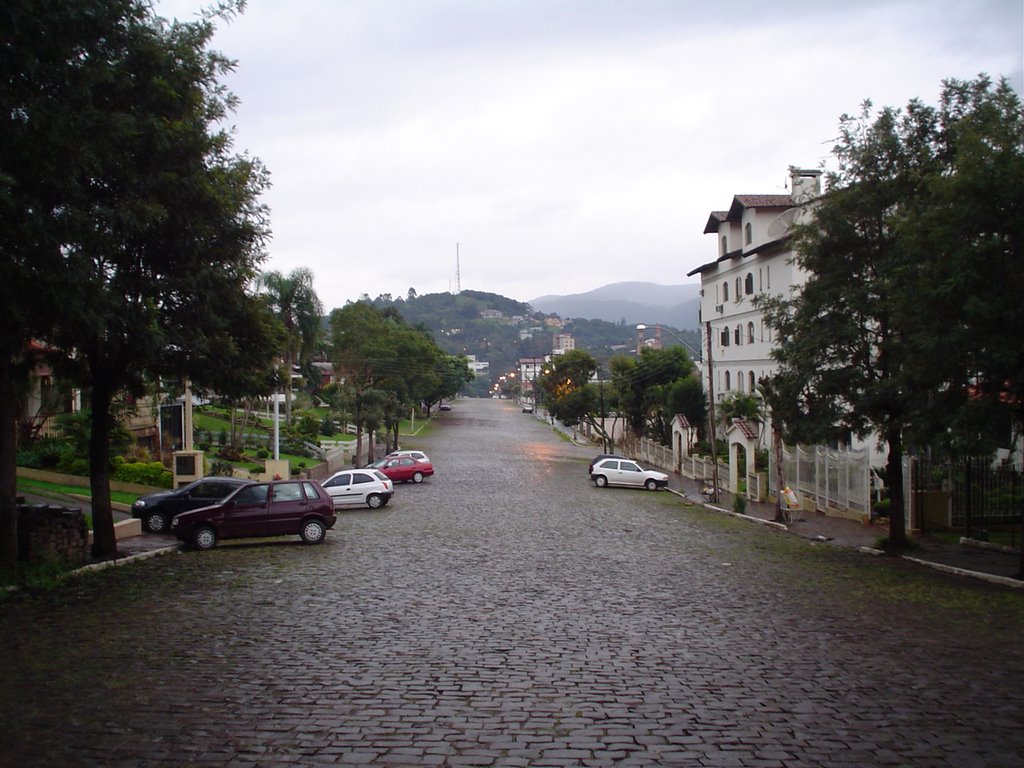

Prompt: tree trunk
xmin=89 ymin=383 xmax=117 ymax=559
xmin=0 ymin=361 xmax=19 ymax=572
xmin=772 ymin=422 xmax=786 ymax=523
xmin=885 ymin=425 xmax=908 ymax=549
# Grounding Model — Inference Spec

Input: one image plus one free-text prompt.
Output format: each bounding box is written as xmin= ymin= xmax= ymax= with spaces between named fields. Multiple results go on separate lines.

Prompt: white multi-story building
xmin=687 ymin=167 xmax=822 ymax=447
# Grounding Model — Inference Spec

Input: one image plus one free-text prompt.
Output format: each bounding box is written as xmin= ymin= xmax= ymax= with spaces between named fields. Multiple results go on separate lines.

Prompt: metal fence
xmin=914 ymin=457 xmax=1023 ymax=534
xmin=770 ymin=444 xmax=871 ymax=519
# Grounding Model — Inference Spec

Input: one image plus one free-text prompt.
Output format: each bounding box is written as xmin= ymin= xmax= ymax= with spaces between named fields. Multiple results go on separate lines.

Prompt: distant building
xmin=552 ymin=333 xmax=575 ymax=356
xmin=464 ymin=354 xmax=490 ymax=377
xmin=480 ymin=309 xmax=503 ymax=320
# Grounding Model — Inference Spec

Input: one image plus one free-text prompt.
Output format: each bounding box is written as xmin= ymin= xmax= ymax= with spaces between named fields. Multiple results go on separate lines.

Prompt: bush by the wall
xmin=112 ymin=460 xmax=173 ymax=488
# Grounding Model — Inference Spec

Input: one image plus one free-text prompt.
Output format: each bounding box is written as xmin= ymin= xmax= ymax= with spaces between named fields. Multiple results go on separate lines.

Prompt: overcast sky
xmin=157 ymin=0 xmax=1023 ymax=310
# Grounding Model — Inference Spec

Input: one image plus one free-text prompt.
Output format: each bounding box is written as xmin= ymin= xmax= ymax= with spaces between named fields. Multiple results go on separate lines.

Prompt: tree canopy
xmin=0 ymin=0 xmax=276 ymax=563
xmin=759 ymin=75 xmax=1023 ymax=548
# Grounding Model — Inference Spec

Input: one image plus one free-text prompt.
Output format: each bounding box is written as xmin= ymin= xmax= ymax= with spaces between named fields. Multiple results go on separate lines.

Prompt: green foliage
xmin=111 ymin=461 xmax=173 ymax=488
xmin=757 ymin=76 xmax=1024 ymax=548
xmin=209 ymin=460 xmax=235 ymax=477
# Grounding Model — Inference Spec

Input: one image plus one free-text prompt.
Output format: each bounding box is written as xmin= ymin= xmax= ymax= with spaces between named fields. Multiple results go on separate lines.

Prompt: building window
xmin=749 ymin=371 xmax=756 ymax=392
xmin=720 ymin=235 xmax=727 ymax=256
xmin=744 ymin=222 xmax=752 ymax=245
xmin=722 ymin=281 xmax=729 ymax=302
xmin=735 ymin=277 xmax=742 ymax=300
xmin=724 ymin=371 xmax=731 ymax=391
xmin=720 ymin=327 xmax=730 ymax=347
xmin=747 ymin=322 xmax=755 ymax=344
xmin=745 ymin=273 xmax=754 ymax=295
xmin=734 ymin=326 xmax=742 ymax=345
xmin=737 ymin=370 xmax=745 ymax=392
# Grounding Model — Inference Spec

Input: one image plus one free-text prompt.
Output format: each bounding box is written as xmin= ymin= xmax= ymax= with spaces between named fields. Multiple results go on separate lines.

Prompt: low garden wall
xmin=18 ymin=503 xmax=88 ymax=567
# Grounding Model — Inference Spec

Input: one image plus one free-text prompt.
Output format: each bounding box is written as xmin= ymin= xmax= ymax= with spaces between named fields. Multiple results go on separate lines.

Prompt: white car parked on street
xmin=589 ymin=458 xmax=668 ymax=491
xmin=322 ymin=469 xmax=394 ymax=509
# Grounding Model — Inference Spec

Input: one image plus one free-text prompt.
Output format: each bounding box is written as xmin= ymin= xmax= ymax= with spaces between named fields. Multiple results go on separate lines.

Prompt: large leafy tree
xmin=610 ymin=346 xmax=696 ymax=444
xmin=329 ymin=302 xmax=463 ymax=463
xmin=259 ymin=267 xmax=323 ymax=426
xmin=759 ymin=75 xmax=1023 ymax=549
xmin=1 ymin=0 xmax=276 ymax=562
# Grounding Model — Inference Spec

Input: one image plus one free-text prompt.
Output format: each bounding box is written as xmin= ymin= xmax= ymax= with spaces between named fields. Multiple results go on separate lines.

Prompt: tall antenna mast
xmin=456 ymin=242 xmax=461 ymax=294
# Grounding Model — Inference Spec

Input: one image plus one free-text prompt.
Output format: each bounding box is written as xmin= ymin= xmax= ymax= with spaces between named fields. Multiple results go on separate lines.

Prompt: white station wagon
xmin=590 ymin=458 xmax=669 ymax=491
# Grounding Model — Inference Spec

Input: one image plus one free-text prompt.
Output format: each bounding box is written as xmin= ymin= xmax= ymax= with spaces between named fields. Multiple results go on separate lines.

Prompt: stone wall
xmin=18 ymin=504 xmax=88 ymax=567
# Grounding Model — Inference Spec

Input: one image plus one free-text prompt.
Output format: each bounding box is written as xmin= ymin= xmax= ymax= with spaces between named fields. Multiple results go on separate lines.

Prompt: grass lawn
xmin=16 ymin=476 xmax=139 ymax=507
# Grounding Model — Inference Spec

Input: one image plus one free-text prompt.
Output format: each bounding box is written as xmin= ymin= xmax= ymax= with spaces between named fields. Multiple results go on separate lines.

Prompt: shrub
xmin=732 ymin=494 xmax=747 ymax=515
xmin=113 ymin=461 xmax=173 ymax=488
xmin=256 ymin=448 xmax=269 ymax=460
xmin=209 ymin=460 xmax=235 ymax=477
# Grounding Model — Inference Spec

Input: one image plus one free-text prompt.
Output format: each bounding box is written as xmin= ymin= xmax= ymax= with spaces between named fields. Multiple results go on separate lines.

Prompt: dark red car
xmin=171 ymin=479 xmax=337 ymax=550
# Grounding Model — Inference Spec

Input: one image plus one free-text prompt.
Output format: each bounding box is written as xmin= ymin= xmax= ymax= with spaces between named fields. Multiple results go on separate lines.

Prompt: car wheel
xmin=144 ymin=512 xmax=168 ymax=533
xmin=645 ymin=479 xmax=658 ymax=491
xmin=192 ymin=525 xmax=217 ymax=550
xmin=366 ymin=493 xmax=383 ymax=509
xmin=300 ymin=518 xmax=326 ymax=544
xmin=594 ymin=475 xmax=608 ymax=488
xmin=412 ymin=471 xmax=424 ymax=483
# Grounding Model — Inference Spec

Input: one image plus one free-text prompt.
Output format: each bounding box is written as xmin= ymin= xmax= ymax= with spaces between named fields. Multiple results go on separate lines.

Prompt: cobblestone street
xmin=2 ymin=397 xmax=1023 ymax=767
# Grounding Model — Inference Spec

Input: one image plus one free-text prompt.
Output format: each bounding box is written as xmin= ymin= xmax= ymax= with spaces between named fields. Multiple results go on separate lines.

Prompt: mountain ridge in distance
xmin=530 ymin=281 xmax=700 ymax=330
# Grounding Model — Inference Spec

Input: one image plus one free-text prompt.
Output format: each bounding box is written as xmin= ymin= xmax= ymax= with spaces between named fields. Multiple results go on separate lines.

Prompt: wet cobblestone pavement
xmin=3 ymin=398 xmax=1023 ymax=767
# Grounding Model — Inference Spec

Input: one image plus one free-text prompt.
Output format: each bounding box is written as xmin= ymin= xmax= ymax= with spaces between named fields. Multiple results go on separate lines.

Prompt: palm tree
xmin=259 ymin=268 xmax=323 ymax=425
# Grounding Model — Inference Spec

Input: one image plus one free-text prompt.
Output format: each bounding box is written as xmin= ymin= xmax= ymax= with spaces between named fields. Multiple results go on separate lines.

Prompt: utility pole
xmin=705 ymin=321 xmax=720 ymax=503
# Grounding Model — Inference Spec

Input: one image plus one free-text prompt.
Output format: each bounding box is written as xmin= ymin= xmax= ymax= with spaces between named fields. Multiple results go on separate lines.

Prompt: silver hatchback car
xmin=322 ymin=469 xmax=394 ymax=509
xmin=590 ymin=458 xmax=668 ymax=491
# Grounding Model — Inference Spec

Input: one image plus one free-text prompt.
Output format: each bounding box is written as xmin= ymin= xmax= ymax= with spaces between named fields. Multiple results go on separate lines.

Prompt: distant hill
xmin=530 ymin=282 xmax=701 ymax=330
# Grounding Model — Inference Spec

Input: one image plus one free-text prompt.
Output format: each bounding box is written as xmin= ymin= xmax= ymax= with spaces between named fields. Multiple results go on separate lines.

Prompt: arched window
xmin=720 ymin=235 xmax=727 ymax=256
xmin=724 ymin=371 xmax=731 ymax=391
xmin=745 ymin=273 xmax=754 ymax=295
xmin=737 ymin=371 xmax=745 ymax=392
xmin=720 ymin=327 xmax=730 ymax=347
xmin=749 ymin=371 xmax=756 ymax=392
xmin=744 ymin=222 xmax=752 ymax=245
xmin=735 ymin=277 xmax=742 ymax=300
xmin=747 ymin=322 xmax=755 ymax=344
xmin=734 ymin=326 xmax=742 ymax=345
xmin=722 ymin=281 xmax=729 ymax=301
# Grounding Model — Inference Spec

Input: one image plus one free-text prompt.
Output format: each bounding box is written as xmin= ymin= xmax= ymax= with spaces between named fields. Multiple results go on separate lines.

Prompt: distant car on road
xmin=439 ymin=403 xmax=452 ymax=411
xmin=131 ymin=476 xmax=251 ymax=533
xmin=322 ymin=469 xmax=394 ymax=509
xmin=171 ymin=479 xmax=336 ymax=550
xmin=589 ymin=458 xmax=668 ymax=491
xmin=521 ymin=403 xmax=534 ymax=413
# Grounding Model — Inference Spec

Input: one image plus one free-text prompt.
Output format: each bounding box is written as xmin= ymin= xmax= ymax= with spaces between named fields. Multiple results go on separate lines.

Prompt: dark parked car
xmin=132 ymin=476 xmax=251 ymax=533
xmin=171 ymin=479 xmax=337 ymax=550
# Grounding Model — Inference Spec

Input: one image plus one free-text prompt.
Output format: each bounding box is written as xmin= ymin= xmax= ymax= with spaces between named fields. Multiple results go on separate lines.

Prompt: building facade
xmin=687 ymin=167 xmax=822 ymax=448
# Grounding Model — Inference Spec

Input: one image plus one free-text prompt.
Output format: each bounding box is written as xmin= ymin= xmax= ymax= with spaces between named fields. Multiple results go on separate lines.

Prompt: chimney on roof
xmin=789 ymin=166 xmax=822 ymax=204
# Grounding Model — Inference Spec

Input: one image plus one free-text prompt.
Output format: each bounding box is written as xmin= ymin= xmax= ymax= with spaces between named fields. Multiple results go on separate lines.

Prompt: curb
xmin=69 ymin=544 xmax=180 ymax=579
xmin=901 ymin=555 xmax=1024 ymax=590
xmin=667 ymin=488 xmax=1024 ymax=590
